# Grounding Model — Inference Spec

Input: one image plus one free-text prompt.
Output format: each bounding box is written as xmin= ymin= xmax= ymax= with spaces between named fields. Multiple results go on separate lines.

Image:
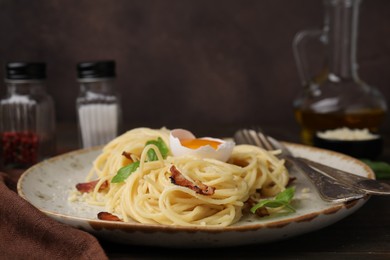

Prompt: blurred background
xmin=0 ymin=0 xmax=389 ymax=149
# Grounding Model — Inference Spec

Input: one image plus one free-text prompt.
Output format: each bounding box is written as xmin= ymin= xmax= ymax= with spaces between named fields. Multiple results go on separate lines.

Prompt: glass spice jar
xmin=76 ymin=60 xmax=122 ymax=148
xmin=0 ymin=62 xmax=56 ymax=169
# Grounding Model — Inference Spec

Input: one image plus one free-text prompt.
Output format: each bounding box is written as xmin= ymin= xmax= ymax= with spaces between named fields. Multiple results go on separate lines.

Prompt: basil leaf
xmin=145 ymin=137 xmax=169 ymax=161
xmin=111 ymin=161 xmax=140 ymax=183
xmin=111 ymin=137 xmax=168 ymax=183
xmin=361 ymin=159 xmax=390 ymax=179
xmin=251 ymin=200 xmax=286 ymax=213
xmin=275 ymin=186 xmax=295 ymax=202
xmin=250 ymin=186 xmax=296 ymax=214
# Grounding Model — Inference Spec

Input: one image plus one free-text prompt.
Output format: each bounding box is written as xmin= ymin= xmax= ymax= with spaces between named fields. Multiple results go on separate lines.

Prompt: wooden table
xmin=102 ymin=195 xmax=390 ymax=259
xmin=56 ymin=123 xmax=390 ymax=259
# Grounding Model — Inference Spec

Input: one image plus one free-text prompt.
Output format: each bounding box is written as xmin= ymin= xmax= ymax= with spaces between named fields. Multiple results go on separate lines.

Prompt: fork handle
xmin=298 ymin=158 xmax=390 ymax=195
xmin=286 ymin=156 xmax=366 ymax=203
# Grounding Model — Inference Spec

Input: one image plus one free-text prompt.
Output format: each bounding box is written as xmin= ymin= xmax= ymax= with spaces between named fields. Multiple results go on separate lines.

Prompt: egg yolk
xmin=180 ymin=138 xmax=222 ymax=150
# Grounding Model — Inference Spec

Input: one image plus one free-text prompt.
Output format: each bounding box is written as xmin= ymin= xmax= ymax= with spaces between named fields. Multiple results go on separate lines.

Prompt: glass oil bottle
xmin=293 ymin=0 xmax=387 ymax=145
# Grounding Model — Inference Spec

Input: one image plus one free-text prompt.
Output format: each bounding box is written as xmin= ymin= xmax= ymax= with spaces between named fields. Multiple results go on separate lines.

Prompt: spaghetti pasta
xmin=73 ymin=127 xmax=290 ymax=227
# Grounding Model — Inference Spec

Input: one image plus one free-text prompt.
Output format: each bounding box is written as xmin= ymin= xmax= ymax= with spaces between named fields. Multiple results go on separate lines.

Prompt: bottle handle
xmin=293 ymin=29 xmax=325 ymax=87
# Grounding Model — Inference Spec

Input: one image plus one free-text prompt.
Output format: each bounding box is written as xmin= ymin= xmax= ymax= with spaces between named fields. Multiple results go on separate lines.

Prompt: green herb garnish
xmin=145 ymin=137 xmax=169 ymax=161
xmin=111 ymin=161 xmax=140 ymax=183
xmin=111 ymin=137 xmax=169 ymax=183
xmin=250 ymin=186 xmax=296 ymax=214
xmin=360 ymin=159 xmax=390 ymax=179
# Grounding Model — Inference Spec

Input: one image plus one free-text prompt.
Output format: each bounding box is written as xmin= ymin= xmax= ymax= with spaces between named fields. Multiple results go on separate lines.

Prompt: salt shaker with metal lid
xmin=0 ymin=62 xmax=56 ymax=169
xmin=76 ymin=60 xmax=122 ymax=148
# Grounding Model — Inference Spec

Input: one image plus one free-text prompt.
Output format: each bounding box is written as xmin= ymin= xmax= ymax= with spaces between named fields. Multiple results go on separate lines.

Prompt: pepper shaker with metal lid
xmin=0 ymin=62 xmax=56 ymax=169
xmin=76 ymin=60 xmax=122 ymax=148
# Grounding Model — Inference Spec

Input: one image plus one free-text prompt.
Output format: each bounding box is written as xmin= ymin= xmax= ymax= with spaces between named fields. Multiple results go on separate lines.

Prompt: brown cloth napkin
xmin=0 ymin=170 xmax=108 ymax=260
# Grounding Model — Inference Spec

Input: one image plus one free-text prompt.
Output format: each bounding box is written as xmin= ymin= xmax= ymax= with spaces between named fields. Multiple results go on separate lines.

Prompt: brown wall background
xmin=0 ymin=0 xmax=389 ymax=140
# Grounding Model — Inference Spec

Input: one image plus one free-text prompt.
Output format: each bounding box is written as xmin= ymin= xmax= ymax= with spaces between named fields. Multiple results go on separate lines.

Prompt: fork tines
xmin=236 ymin=128 xmax=275 ymax=151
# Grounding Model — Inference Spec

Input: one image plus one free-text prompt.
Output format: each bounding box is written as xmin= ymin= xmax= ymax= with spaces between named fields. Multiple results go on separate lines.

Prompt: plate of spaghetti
xmin=17 ymin=127 xmax=373 ymax=247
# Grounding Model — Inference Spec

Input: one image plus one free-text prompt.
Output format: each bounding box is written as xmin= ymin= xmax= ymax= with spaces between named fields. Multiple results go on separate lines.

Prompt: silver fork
xmin=234 ymin=128 xmax=367 ymax=203
xmin=247 ymin=129 xmax=390 ymax=195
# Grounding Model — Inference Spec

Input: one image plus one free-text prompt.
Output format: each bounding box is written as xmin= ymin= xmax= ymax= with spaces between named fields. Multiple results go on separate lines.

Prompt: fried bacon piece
xmin=244 ymin=197 xmax=256 ymax=211
xmin=245 ymin=197 xmax=270 ymax=217
xmin=254 ymin=207 xmax=270 ymax=217
xmin=169 ymin=165 xmax=215 ymax=195
xmin=121 ymin=151 xmax=133 ymax=161
xmin=75 ymin=179 xmax=109 ymax=193
xmin=97 ymin=212 xmax=123 ymax=222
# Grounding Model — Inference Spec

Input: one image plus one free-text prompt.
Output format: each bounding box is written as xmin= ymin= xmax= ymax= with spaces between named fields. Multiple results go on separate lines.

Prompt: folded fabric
xmin=0 ymin=170 xmax=108 ymax=260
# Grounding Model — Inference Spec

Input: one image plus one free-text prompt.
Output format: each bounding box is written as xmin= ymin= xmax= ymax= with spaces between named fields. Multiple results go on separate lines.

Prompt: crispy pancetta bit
xmin=97 ymin=212 xmax=123 ymax=222
xmin=244 ymin=197 xmax=257 ymax=212
xmin=245 ymin=197 xmax=270 ymax=217
xmin=169 ymin=165 xmax=215 ymax=195
xmin=121 ymin=151 xmax=133 ymax=161
xmin=254 ymin=207 xmax=270 ymax=217
xmin=76 ymin=179 xmax=109 ymax=193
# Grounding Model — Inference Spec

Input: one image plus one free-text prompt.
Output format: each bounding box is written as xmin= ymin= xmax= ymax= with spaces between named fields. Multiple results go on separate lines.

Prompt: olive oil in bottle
xmin=292 ymin=0 xmax=387 ymax=145
xmin=294 ymin=108 xmax=386 ymax=145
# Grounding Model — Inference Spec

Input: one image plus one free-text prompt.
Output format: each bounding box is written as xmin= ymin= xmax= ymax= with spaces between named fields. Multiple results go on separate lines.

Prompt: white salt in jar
xmin=76 ymin=60 xmax=122 ymax=148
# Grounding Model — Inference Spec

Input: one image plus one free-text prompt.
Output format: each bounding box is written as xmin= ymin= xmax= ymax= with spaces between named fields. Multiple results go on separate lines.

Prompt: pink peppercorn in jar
xmin=0 ymin=62 xmax=56 ymax=169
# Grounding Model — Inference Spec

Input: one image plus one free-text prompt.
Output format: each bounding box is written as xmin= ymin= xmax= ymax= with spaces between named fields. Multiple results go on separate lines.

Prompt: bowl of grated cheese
xmin=313 ymin=127 xmax=383 ymax=160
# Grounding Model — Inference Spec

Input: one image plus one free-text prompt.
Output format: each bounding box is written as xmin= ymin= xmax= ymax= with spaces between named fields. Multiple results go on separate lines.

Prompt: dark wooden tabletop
xmin=102 ymin=196 xmax=390 ymax=259
xmin=55 ymin=123 xmax=390 ymax=260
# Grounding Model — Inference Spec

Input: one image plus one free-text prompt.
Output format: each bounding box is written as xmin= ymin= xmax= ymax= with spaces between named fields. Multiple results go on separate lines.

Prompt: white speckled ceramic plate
xmin=17 ymin=143 xmax=373 ymax=248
